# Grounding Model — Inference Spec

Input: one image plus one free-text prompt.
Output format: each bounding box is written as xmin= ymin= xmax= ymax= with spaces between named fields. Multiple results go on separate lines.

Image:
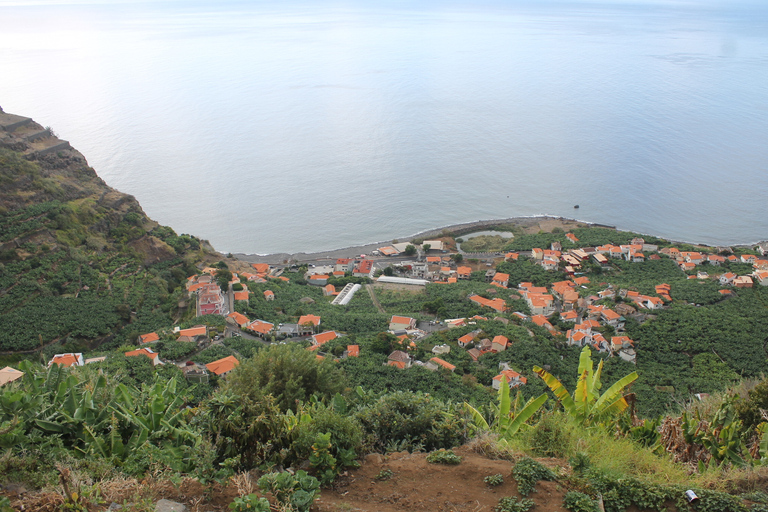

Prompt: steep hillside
xmin=0 ymin=110 xmax=219 ymax=355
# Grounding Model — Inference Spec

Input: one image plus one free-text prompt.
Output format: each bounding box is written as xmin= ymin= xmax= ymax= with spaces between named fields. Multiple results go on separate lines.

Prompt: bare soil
xmin=315 ymin=446 xmax=570 ymax=512
xmin=1 ymin=447 xmax=572 ymax=512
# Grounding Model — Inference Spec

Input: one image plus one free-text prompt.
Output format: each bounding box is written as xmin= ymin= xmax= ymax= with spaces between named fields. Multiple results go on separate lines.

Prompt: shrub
xmin=257 ymin=470 xmax=320 ymax=512
xmin=375 ymin=468 xmax=394 ymax=481
xmin=426 ymin=449 xmax=462 ymax=465
xmin=529 ymin=412 xmax=572 ymax=458
xmin=495 ymin=496 xmax=535 ymax=512
xmin=229 ymin=494 xmax=270 ymax=512
xmin=512 ymin=457 xmax=556 ymax=496
xmin=484 ymin=474 xmax=504 ymax=486
xmin=564 ymin=491 xmax=597 ymax=512
xmin=355 ymin=391 xmax=468 ymax=453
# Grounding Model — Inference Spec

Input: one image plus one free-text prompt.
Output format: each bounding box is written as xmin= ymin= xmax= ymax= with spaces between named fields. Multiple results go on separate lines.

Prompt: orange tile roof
xmin=298 ymin=314 xmax=321 ymax=326
xmin=313 ymin=331 xmax=338 ymax=345
xmin=246 ymin=320 xmax=274 ymax=334
xmin=125 ymin=348 xmax=157 ymax=360
xmin=492 ymin=335 xmax=509 ymax=348
xmin=251 ymin=263 xmax=270 ymax=273
xmin=206 ymin=355 xmax=240 ymax=376
xmin=458 ymin=333 xmax=476 ymax=344
xmin=494 ymin=369 xmax=527 ymax=385
xmin=391 ymin=315 xmax=415 ymax=326
xmin=264 ymin=290 xmax=274 ymax=298
xmin=430 ymin=357 xmax=456 ymax=371
xmin=50 ymin=353 xmax=82 ymax=367
xmin=388 ymin=361 xmax=406 ymax=369
xmin=227 ymin=312 xmax=250 ymax=326
xmin=234 ymin=290 xmax=249 ymax=301
xmin=139 ymin=332 xmax=159 ymax=344
xmin=347 ymin=345 xmax=360 ymax=357
xmin=179 ymin=326 xmax=207 ymax=337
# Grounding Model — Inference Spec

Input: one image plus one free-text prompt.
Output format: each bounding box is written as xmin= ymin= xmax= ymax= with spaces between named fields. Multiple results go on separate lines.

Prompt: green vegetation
xmin=512 ymin=457 xmax=557 ymax=495
xmin=484 ymin=473 xmax=504 ymax=486
xmin=425 ymin=448 xmax=462 ymax=464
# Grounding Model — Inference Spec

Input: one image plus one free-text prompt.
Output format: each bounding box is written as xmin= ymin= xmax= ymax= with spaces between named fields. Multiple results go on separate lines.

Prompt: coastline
xmin=233 ymin=216 xmax=609 ymax=265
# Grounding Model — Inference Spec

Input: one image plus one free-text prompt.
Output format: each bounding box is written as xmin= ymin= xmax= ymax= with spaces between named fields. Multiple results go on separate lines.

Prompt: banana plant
xmin=465 ymin=375 xmax=547 ymax=442
xmin=533 ymin=346 xmax=638 ymax=426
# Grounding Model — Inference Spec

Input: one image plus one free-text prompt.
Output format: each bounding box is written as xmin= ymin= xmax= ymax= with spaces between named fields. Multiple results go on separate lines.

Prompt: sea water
xmin=1 ymin=0 xmax=767 ymax=254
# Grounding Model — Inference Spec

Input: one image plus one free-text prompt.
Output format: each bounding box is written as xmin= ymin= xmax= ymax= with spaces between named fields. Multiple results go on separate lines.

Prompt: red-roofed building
xmin=389 ymin=315 xmax=417 ymax=331
xmin=125 ymin=348 xmax=161 ymax=366
xmin=227 ymin=312 xmax=250 ymax=327
xmin=233 ymin=290 xmax=249 ymax=301
xmin=353 ymin=259 xmax=374 ymax=277
xmin=298 ymin=314 xmax=321 ymax=335
xmin=264 ymin=290 xmax=275 ymax=301
xmin=245 ymin=319 xmax=274 ymax=336
xmin=178 ymin=326 xmax=207 ymax=340
xmin=428 ymin=357 xmax=456 ymax=372
xmin=492 ymin=370 xmax=527 ymax=390
xmin=49 ymin=353 xmax=84 ymax=367
xmin=206 ymin=355 xmax=239 ymax=377
xmin=346 ymin=345 xmax=360 ymax=357
xmin=469 ymin=294 xmax=508 ymax=313
xmin=139 ymin=332 xmax=160 ymax=344
xmin=311 ymin=331 xmax=338 ymax=346
xmin=491 ymin=335 xmax=509 ymax=352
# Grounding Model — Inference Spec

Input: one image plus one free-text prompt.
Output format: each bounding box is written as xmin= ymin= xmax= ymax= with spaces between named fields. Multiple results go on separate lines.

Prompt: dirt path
xmin=366 ymin=284 xmax=386 ymax=314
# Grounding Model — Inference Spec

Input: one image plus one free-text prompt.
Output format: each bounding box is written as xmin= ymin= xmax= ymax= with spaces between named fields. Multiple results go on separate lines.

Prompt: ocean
xmin=1 ymin=0 xmax=767 ymax=254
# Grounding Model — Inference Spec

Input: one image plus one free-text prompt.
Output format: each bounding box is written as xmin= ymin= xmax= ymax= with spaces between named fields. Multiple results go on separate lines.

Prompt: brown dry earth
xmin=315 ymin=446 xmax=569 ymax=512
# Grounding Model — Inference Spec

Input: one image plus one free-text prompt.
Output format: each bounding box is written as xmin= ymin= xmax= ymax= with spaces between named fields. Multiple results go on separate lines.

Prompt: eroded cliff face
xmin=0 ymin=110 xmax=206 ymax=265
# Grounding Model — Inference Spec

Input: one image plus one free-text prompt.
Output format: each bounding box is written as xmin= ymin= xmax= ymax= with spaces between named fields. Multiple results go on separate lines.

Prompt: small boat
xmin=573 ymin=204 xmax=580 ymax=209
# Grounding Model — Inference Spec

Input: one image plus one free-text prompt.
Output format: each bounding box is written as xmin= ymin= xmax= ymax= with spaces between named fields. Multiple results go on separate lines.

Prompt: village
xmin=7 ymin=231 xmax=767 ymax=395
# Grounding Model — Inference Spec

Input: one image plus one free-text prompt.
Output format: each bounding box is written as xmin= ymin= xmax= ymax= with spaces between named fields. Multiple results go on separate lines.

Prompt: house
xmin=387 ymin=350 xmax=411 ymax=369
xmin=308 ymin=274 xmax=330 ymax=286
xmin=531 ymin=315 xmax=555 ymax=332
xmin=611 ymin=336 xmax=634 ymax=352
xmin=754 ymin=271 xmax=768 ymax=286
xmin=125 ymin=348 xmax=161 ymax=366
xmin=457 ymin=266 xmax=472 ymax=279
xmin=335 ymin=258 xmax=353 ymax=272
xmin=734 ymin=276 xmax=753 ymax=288
xmin=427 ymin=357 xmax=456 ymax=372
xmin=233 ymin=290 xmax=250 ymax=302
xmin=593 ymin=253 xmax=609 ymax=265
xmin=719 ymin=272 xmax=736 ymax=286
xmin=227 ymin=312 xmax=250 ymax=327
xmin=352 ymin=259 xmax=374 ymax=277
xmin=467 ymin=348 xmax=482 ymax=361
xmin=206 ymin=355 xmax=240 ymax=377
xmin=138 ymin=332 xmax=160 ymax=344
xmin=492 ymin=272 xmax=510 ymax=288
xmin=323 ymin=284 xmax=337 ymax=296
xmin=378 ymin=246 xmax=399 ymax=256
xmin=277 ymin=323 xmax=300 ymax=338
xmin=311 ymin=331 xmax=338 ymax=346
xmin=505 ymin=252 xmax=519 ymax=261
xmin=457 ymin=330 xmax=480 ymax=348
xmin=432 ymin=344 xmax=451 ymax=355
xmin=246 ymin=319 xmax=275 ymax=337
xmin=491 ymin=335 xmax=509 ymax=352
xmin=708 ymin=254 xmax=725 ymax=266
xmin=541 ymin=258 xmax=559 ymax=271
xmin=601 ymin=308 xmax=624 ymax=328
xmin=469 ymin=294 xmax=508 ymax=313
xmin=492 ymin=369 xmax=527 ymax=390
xmin=560 ymin=310 xmax=578 ymax=322
xmin=298 ymin=314 xmax=321 ymax=335
xmin=181 ymin=363 xmax=209 ymax=383
xmin=346 ymin=345 xmax=360 ymax=357
xmin=389 ymin=315 xmax=417 ymax=331
xmin=531 ymin=248 xmax=544 ymax=260
xmin=251 ymin=263 xmax=270 ymax=274
xmin=565 ymin=233 xmax=579 ymax=243
xmin=0 ymin=366 xmax=24 ymax=386
xmin=178 ymin=325 xmax=207 ymax=340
